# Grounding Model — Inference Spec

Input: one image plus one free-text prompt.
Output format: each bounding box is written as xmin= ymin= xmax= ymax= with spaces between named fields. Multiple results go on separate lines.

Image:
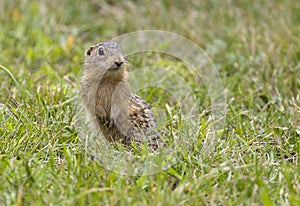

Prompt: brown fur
xmin=81 ymin=42 xmax=161 ymax=151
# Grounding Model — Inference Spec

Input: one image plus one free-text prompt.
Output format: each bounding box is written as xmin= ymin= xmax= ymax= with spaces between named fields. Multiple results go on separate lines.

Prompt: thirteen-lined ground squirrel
xmin=81 ymin=41 xmax=161 ymax=151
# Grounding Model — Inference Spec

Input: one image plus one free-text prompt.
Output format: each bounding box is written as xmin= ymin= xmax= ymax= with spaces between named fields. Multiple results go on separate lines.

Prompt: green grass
xmin=0 ymin=0 xmax=299 ymax=205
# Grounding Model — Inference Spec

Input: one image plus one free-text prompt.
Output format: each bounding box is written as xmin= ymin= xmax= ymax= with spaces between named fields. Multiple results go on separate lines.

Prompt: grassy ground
xmin=0 ymin=0 xmax=299 ymax=205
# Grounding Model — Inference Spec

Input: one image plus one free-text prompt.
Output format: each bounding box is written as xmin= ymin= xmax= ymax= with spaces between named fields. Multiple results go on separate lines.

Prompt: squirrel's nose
xmin=115 ymin=60 xmax=124 ymax=67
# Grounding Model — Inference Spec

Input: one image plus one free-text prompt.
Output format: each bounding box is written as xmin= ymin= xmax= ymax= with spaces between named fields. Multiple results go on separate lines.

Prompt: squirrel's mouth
xmin=108 ymin=66 xmax=120 ymax=71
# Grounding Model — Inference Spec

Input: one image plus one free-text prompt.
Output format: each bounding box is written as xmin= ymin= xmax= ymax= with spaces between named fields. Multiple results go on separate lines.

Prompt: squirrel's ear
xmin=86 ymin=46 xmax=95 ymax=56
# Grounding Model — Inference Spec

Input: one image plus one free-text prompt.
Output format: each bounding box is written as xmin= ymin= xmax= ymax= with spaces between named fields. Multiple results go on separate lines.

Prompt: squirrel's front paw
xmin=108 ymin=118 xmax=114 ymax=128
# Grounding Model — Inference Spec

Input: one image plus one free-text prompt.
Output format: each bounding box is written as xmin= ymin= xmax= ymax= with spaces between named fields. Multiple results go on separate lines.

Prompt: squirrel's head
xmin=84 ymin=41 xmax=127 ymax=80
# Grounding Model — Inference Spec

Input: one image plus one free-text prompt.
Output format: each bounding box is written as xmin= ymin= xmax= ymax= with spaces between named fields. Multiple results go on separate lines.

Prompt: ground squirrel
xmin=81 ymin=41 xmax=161 ymax=151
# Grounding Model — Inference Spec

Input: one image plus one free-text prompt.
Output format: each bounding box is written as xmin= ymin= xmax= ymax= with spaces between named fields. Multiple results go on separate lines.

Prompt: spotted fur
xmin=81 ymin=41 xmax=161 ymax=151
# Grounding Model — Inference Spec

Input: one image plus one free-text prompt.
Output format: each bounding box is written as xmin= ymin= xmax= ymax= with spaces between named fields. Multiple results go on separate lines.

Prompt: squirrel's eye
xmin=98 ymin=47 xmax=105 ymax=56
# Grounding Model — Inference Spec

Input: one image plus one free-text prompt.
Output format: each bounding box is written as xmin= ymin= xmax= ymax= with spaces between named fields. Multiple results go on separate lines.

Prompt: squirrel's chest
xmin=93 ymin=81 xmax=130 ymax=119
xmin=95 ymin=86 xmax=115 ymax=113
